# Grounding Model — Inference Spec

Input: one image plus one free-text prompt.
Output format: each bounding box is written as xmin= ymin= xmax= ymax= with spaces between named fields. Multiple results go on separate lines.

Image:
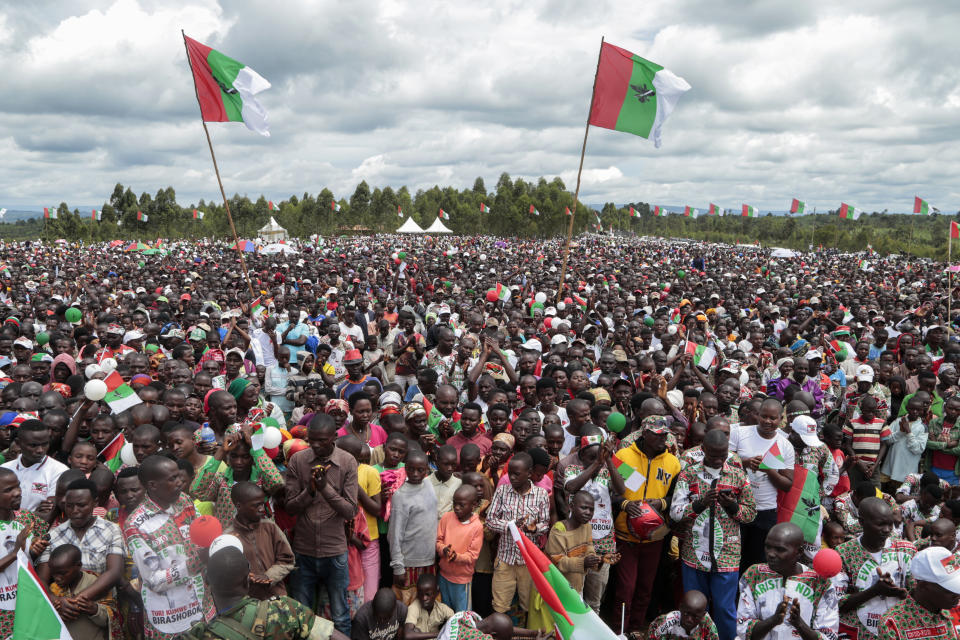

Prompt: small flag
xmin=193 ymin=209 xmax=204 ymax=220
xmin=951 ymin=221 xmax=959 ymax=240
xmin=491 ymin=283 xmax=511 ymax=302
xmin=529 ymin=205 xmax=540 ymax=217
xmin=268 ymin=200 xmax=279 ymax=211
xmin=137 ymin=211 xmax=148 ymax=222
xmin=684 ymin=341 xmax=716 ymax=370
xmin=612 ymin=452 xmax=645 ymax=492
xmin=397 ymin=205 xmax=403 ymax=218
xmin=758 ymin=441 xmax=788 ymax=470
xmin=439 ymin=208 xmax=450 ymax=220
xmin=251 ymin=296 xmax=271 ymax=317
xmin=44 ymin=207 xmax=58 ymax=219
xmin=572 ymin=294 xmax=588 ymax=312
xmin=742 ymin=204 xmax=759 ymax=218
xmin=914 ymin=196 xmax=934 ymax=215
xmin=630 ymin=206 xmax=637 ymax=217
xmin=588 ymin=42 xmax=691 ymax=148
xmin=708 ymin=203 xmax=720 ymax=216
xmin=99 ymin=432 xmax=126 ymax=473
xmin=790 ymin=198 xmax=805 ymax=214
xmin=103 ymin=371 xmax=143 ymax=414
xmin=838 ymin=203 xmax=860 ymax=220
xmin=566 ymin=206 xmax=573 ymax=217
xmin=13 ymin=550 xmax=75 ymax=640
xmin=331 ymin=201 xmax=342 ymax=212
xmin=184 ymin=34 xmax=271 ymax=136
xmin=479 ymin=203 xmax=491 ymax=213
xmin=653 ymin=206 xmax=663 ymax=216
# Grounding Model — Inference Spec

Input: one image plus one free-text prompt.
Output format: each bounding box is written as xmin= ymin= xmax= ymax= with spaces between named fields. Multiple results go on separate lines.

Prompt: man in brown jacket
xmin=224 ymin=481 xmax=295 ymax=599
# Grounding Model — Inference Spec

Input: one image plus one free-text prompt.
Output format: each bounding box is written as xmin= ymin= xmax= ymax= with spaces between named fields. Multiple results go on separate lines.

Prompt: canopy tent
xmin=770 ymin=247 xmax=799 ymax=258
xmin=261 ymin=243 xmax=298 ymax=255
xmin=258 ymin=216 xmax=287 ymax=242
xmin=424 ymin=217 xmax=452 ymax=234
xmin=396 ymin=217 xmax=426 ymax=234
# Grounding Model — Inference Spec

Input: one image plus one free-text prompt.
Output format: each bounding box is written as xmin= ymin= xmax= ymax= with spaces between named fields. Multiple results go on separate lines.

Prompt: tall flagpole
xmin=950 ymin=228 xmax=953 ymax=332
xmin=181 ymin=30 xmax=256 ymax=299
xmin=557 ymin=36 xmax=604 ymax=303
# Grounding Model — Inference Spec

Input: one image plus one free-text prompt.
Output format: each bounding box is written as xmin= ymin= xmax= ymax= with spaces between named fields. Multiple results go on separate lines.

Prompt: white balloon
xmin=120 ymin=442 xmax=137 ymax=467
xmin=84 ymin=379 xmax=108 ymax=402
xmin=84 ymin=364 xmax=102 ymax=379
xmin=479 ymin=254 xmax=487 ymax=261
xmin=100 ymin=358 xmax=118 ymax=374
xmin=262 ymin=426 xmax=283 ymax=449
xmin=534 ymin=292 xmax=547 ymax=304
xmin=557 ymin=302 xmax=566 ymax=311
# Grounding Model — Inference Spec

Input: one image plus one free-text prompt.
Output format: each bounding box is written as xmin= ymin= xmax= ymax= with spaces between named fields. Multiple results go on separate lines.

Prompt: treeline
xmin=3 ymin=177 xmax=958 ymax=260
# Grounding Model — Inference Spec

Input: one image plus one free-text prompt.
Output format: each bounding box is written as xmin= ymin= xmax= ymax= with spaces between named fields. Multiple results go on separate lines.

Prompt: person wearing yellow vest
xmin=613 ymin=415 xmax=681 ymax=634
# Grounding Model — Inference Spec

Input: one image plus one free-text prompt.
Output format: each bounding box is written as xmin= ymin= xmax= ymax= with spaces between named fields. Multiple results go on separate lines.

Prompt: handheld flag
xmin=742 ymin=204 xmax=759 ymax=218
xmin=684 ymin=341 xmax=716 ymax=370
xmin=790 ymin=198 xmax=805 ymax=214
xmin=13 ymin=550 xmax=75 ymax=640
xmin=98 ymin=432 xmax=126 ymax=473
xmin=612 ymin=452 xmax=645 ymax=492
xmin=588 ymin=42 xmax=690 ymax=148
xmin=759 ymin=441 xmax=788 ymax=470
xmin=838 ymin=203 xmax=859 ymax=220
xmin=508 ymin=522 xmax=619 ymax=640
xmin=184 ymin=34 xmax=271 ymax=136
xmin=103 ymin=371 xmax=143 ymax=414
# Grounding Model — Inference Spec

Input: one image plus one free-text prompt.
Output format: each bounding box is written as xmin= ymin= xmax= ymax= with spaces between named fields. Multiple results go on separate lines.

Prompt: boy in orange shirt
xmin=436 ymin=484 xmax=484 ymax=612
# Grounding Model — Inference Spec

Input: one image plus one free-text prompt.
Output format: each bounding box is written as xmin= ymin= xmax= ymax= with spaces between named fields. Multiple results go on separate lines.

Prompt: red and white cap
xmin=911 ymin=547 xmax=960 ymax=594
xmin=789 ymin=415 xmax=822 ymax=448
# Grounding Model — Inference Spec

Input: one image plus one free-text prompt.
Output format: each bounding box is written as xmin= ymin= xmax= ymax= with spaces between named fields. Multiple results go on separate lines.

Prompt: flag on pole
xmin=838 ymin=203 xmax=860 ymax=220
xmin=479 ymin=203 xmax=491 ymax=213
xmin=565 ymin=206 xmax=573 ymax=217
xmin=136 ymin=211 xmax=148 ymax=222
xmin=183 ymin=34 xmax=271 ymax=136
xmin=758 ymin=441 xmax=788 ymax=470
xmin=708 ymin=203 xmax=720 ymax=216
xmin=742 ymin=204 xmax=759 ymax=218
xmin=439 ymin=209 xmax=450 ymax=220
xmin=98 ymin=432 xmax=126 ymax=473
xmin=0 ymin=208 xmax=5 ymax=219
xmin=588 ymin=42 xmax=691 ymax=148
xmin=629 ymin=206 xmax=637 ymax=217
xmin=508 ymin=522 xmax=619 ymax=640
xmin=790 ymin=198 xmax=805 ymax=214
xmin=777 ymin=467 xmax=821 ymax=544
xmin=331 ymin=201 xmax=341 ymax=212
xmin=529 ymin=205 xmax=540 ymax=217
xmin=103 ymin=371 xmax=143 ymax=414
xmin=951 ymin=221 xmax=959 ymax=240
xmin=397 ymin=205 xmax=404 ymax=218
xmin=683 ymin=206 xmax=692 ymax=217
xmin=653 ymin=206 xmax=663 ymax=216
xmin=91 ymin=209 xmax=101 ymax=221
xmin=914 ymin=197 xmax=934 ymax=215
xmin=44 ymin=207 xmax=58 ymax=219
xmin=684 ymin=341 xmax=716 ymax=370
xmin=268 ymin=201 xmax=279 ymax=211
xmin=193 ymin=209 xmax=204 ymax=220
xmin=12 ymin=550 xmax=75 ymax=640
xmin=594 ymin=212 xmax=602 ymax=227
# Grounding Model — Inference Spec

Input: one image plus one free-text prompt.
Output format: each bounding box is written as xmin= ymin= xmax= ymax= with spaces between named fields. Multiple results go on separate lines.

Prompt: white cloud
xmin=0 ymin=0 xmax=958 ymax=214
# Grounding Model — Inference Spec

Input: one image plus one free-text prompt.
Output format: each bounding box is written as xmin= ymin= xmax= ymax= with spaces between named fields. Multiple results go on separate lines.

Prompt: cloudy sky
xmin=1 ymin=0 xmax=959 ymax=212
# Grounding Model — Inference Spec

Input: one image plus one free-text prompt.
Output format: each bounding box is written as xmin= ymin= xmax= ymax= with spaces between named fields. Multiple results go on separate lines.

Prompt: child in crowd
xmin=545 ymin=490 xmax=600 ymax=594
xmin=429 ymin=445 xmax=462 ymax=516
xmin=436 ymin=484 xmax=483 ymax=612
xmin=403 ymin=573 xmax=455 ymax=640
xmin=388 ymin=450 xmax=438 ymax=605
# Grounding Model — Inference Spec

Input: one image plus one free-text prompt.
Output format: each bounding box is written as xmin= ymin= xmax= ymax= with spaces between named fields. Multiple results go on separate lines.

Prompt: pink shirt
xmin=436 ymin=511 xmax=484 ymax=584
xmin=337 ymin=422 xmax=388 ymax=448
xmin=497 ymin=472 xmax=553 ymax=495
xmin=446 ymin=431 xmax=493 ymax=456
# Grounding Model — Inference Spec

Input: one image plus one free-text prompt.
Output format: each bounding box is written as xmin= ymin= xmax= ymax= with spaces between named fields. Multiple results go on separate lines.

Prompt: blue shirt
xmin=276 ymin=322 xmax=308 ymax=364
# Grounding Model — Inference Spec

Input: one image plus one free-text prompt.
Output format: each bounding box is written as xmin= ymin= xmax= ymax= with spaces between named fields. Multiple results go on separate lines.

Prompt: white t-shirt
xmin=339 ymin=321 xmax=365 ymax=346
xmin=728 ymin=425 xmax=795 ymax=510
xmin=1 ymin=455 xmax=68 ymax=512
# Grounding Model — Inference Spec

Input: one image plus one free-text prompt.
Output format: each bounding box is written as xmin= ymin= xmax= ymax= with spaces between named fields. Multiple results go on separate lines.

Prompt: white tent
xmin=261 ymin=243 xmax=298 ymax=255
xmin=770 ymin=247 xmax=799 ymax=258
xmin=396 ymin=217 xmax=426 ymax=234
xmin=424 ymin=217 xmax=453 ymax=234
xmin=258 ymin=216 xmax=287 ymax=242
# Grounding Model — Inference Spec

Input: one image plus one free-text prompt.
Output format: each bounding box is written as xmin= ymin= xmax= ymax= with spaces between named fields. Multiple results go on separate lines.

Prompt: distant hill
xmin=0 ymin=206 xmax=97 ymax=223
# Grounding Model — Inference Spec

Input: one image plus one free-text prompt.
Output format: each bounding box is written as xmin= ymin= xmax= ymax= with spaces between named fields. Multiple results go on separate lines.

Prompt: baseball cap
xmin=189 ymin=328 xmax=207 ymax=341
xmin=789 ymin=415 xmax=822 ymax=448
xmin=641 ymin=416 xmax=671 ymax=435
xmin=805 ymin=349 xmax=823 ymax=361
xmin=856 ymin=364 xmax=874 ymax=382
xmin=550 ymin=334 xmax=568 ymax=346
xmin=208 ymin=534 xmax=244 ymax=556
xmin=910 ymin=547 xmax=960 ymax=594
xmin=519 ymin=339 xmax=542 ymax=353
xmin=13 ymin=337 xmax=32 ymax=349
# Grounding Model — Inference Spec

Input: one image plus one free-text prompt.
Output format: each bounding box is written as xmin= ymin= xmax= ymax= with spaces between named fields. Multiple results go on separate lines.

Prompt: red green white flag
xmin=509 ymin=522 xmax=619 ymax=640
xmin=759 ymin=441 xmax=788 ymax=470
xmin=914 ymin=197 xmax=935 ymax=215
xmin=630 ymin=206 xmax=637 ymax=217
xmin=397 ymin=205 xmax=404 ymax=218
xmin=653 ymin=206 xmax=663 ymax=216
xmin=612 ymin=452 xmax=645 ymax=492
xmin=331 ymin=201 xmax=342 ymax=212
xmin=492 ymin=283 xmax=511 ymax=302
xmin=136 ymin=211 xmax=148 ymax=222
xmin=708 ymin=203 xmax=720 ymax=216
xmin=103 ymin=371 xmax=142 ymax=414
xmin=742 ymin=204 xmax=759 ymax=218
xmin=790 ymin=198 xmax=805 ymax=214
xmin=193 ymin=209 xmax=204 ymax=220
xmin=268 ymin=201 xmax=279 ymax=211
xmin=439 ymin=209 xmax=450 ymax=220
xmin=44 ymin=207 xmax=57 ymax=219
xmin=952 ymin=221 xmax=959 ymax=240
xmin=91 ymin=209 xmax=101 ymax=221
xmin=565 ymin=206 xmax=572 ymax=217
xmin=588 ymin=42 xmax=691 ymax=148
xmin=184 ymin=34 xmax=271 ymax=136
xmin=777 ymin=467 xmax=821 ymax=544
xmin=529 ymin=205 xmax=540 ymax=216
xmin=838 ymin=203 xmax=860 ymax=220
xmin=572 ymin=294 xmax=588 ymax=312
xmin=479 ymin=203 xmax=491 ymax=213
xmin=684 ymin=341 xmax=716 ymax=370
xmin=13 ymin=550 xmax=74 ymax=640
xmin=99 ymin=432 xmax=126 ymax=473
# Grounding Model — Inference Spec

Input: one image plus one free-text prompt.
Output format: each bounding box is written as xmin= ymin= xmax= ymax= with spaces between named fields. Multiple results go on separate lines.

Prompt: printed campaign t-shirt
xmin=834 ymin=535 xmax=916 ymax=638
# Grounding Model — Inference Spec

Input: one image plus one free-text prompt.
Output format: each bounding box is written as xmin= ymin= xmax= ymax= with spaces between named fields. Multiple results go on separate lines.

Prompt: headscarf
xmin=492 ymin=432 xmax=515 ymax=449
xmin=403 ymin=402 xmax=426 ymax=420
xmin=49 ymin=382 xmax=72 ymax=399
xmin=227 ymin=377 xmax=251 ymax=400
xmin=589 ymin=388 xmax=612 ymax=404
xmin=51 ymin=353 xmax=77 ymax=379
xmin=325 ymin=399 xmax=349 ymax=416
xmin=195 ymin=348 xmax=226 ymax=375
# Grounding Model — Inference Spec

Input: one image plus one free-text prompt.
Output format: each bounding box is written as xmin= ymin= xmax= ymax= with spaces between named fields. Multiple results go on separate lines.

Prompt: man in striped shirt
xmin=844 ymin=396 xmax=891 ymax=488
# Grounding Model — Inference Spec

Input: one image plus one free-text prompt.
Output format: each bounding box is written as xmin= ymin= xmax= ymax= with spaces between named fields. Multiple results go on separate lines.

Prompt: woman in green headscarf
xmin=229 ymin=376 xmax=287 ymax=429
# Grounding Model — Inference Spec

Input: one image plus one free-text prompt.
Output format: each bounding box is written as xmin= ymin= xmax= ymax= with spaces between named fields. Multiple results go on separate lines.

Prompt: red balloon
xmin=564 ymin=298 xmax=573 ymax=305
xmin=264 ymin=446 xmax=280 ymax=459
xmin=543 ymin=318 xmax=552 ymax=328
xmin=189 ymin=515 xmax=222 ymax=548
xmin=486 ymin=290 xmax=499 ymax=302
xmin=813 ymin=548 xmax=842 ymax=578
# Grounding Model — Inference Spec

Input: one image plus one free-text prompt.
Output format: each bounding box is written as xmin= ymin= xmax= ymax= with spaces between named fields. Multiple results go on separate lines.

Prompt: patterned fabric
xmin=38 ymin=516 xmax=124 ymax=574
xmin=844 ymin=383 xmax=892 ymax=422
xmin=184 ymin=595 xmax=335 ymax=640
xmin=878 ymin=594 xmax=959 ymax=640
xmin=123 ymin=493 xmax=214 ymax=638
xmin=796 ymin=443 xmax=840 ymax=498
xmin=834 ymin=536 xmax=916 ymax=638
xmin=558 ymin=459 xmax=616 ymax=553
xmin=896 ymin=472 xmax=951 ymax=498
xmin=737 ymin=563 xmax=839 ymax=640
xmin=647 ymin=610 xmax=719 ymax=640
xmin=844 ymin=417 xmax=893 ymax=465
xmin=670 ymin=460 xmax=757 ymax=572
xmin=190 ymin=448 xmax=284 ymax=526
xmin=924 ymin=416 xmax=960 ymax=477
xmin=0 ymin=511 xmax=49 ymax=639
xmin=834 ymin=491 xmax=900 ymax=536
xmin=484 ymin=483 xmax=551 ymax=564
xmin=679 ymin=445 xmax=742 ymax=470
xmin=899 ymin=499 xmax=941 ymax=530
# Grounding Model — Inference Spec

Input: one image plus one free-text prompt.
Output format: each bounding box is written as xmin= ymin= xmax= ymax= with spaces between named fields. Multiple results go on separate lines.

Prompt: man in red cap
xmin=335 ymin=348 xmax=381 ymax=400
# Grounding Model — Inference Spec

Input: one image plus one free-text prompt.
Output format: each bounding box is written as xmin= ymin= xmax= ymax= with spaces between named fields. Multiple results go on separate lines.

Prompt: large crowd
xmin=3 ymin=232 xmax=960 ymax=640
